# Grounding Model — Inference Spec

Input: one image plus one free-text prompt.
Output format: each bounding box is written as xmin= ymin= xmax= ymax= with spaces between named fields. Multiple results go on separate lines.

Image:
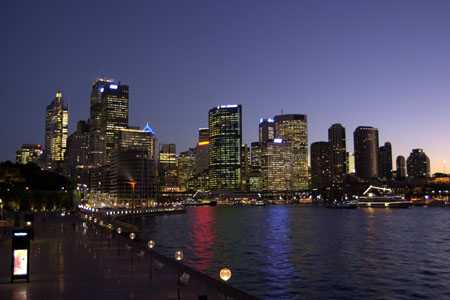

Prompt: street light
xmin=116 ymin=227 xmax=122 ymax=256
xmin=147 ymin=240 xmax=156 ymax=280
xmin=129 ymin=232 xmax=136 ymax=270
xmin=175 ymin=250 xmax=184 ymax=300
xmin=219 ymin=267 xmax=232 ymax=300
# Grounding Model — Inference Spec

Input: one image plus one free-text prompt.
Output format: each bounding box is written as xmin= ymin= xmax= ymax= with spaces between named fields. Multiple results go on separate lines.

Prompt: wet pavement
xmin=0 ymin=214 xmax=253 ymax=300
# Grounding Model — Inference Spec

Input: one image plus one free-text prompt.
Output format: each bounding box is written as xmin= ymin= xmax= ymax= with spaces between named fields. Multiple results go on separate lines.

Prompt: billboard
xmin=13 ymin=249 xmax=28 ymax=276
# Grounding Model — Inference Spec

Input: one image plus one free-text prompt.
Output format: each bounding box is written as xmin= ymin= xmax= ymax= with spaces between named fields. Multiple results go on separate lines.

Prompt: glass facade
xmin=208 ymin=105 xmax=242 ymax=191
xmin=274 ymin=114 xmax=309 ymax=190
xmin=45 ymin=90 xmax=68 ymax=169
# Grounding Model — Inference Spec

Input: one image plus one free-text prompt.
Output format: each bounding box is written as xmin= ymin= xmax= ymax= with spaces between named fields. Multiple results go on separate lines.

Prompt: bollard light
xmin=116 ymin=227 xmax=122 ymax=235
xmin=147 ymin=240 xmax=155 ymax=249
xmin=174 ymin=250 xmax=183 ymax=261
xmin=219 ymin=267 xmax=232 ymax=282
xmin=129 ymin=232 xmax=136 ymax=240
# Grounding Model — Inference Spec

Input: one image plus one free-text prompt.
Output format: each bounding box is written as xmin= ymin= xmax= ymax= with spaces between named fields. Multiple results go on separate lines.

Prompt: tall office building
xmin=194 ymin=128 xmax=209 ymax=175
xmin=16 ymin=144 xmax=43 ymax=165
xmin=89 ymin=78 xmax=129 ymax=166
xmin=274 ymin=114 xmax=308 ymax=190
xmin=396 ymin=155 xmax=406 ymax=179
xmin=208 ymin=105 xmax=242 ymax=191
xmin=378 ymin=142 xmax=393 ymax=179
xmin=250 ymin=142 xmax=262 ymax=167
xmin=159 ymin=144 xmax=179 ymax=192
xmin=65 ymin=120 xmax=90 ymax=185
xmin=45 ymin=90 xmax=69 ymax=169
xmin=347 ymin=153 xmax=355 ymax=174
xmin=259 ymin=118 xmax=275 ymax=144
xmin=241 ymin=144 xmax=250 ymax=191
xmin=109 ymin=127 xmax=158 ymax=205
xmin=407 ymin=149 xmax=430 ymax=178
xmin=261 ymin=139 xmax=293 ymax=191
xmin=328 ymin=124 xmax=347 ymax=190
xmin=353 ymin=126 xmax=379 ymax=178
xmin=178 ymin=148 xmax=196 ymax=192
xmin=310 ymin=142 xmax=331 ymax=191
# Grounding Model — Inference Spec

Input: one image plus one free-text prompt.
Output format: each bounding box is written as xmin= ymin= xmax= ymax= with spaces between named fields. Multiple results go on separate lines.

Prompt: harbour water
xmin=139 ymin=206 xmax=450 ymax=299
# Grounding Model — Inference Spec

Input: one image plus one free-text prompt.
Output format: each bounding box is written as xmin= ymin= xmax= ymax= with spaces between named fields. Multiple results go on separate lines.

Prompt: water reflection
xmin=190 ymin=207 xmax=215 ymax=272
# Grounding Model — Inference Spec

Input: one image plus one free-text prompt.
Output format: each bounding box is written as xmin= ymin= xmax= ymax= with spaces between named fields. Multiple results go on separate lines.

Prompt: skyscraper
xmin=109 ymin=127 xmax=158 ymax=206
xmin=396 ymin=155 xmax=406 ymax=179
xmin=328 ymin=123 xmax=347 ymax=190
xmin=208 ymin=105 xmax=242 ymax=191
xmin=261 ymin=139 xmax=293 ymax=191
xmin=353 ymin=126 xmax=379 ymax=178
xmin=159 ymin=144 xmax=179 ymax=192
xmin=250 ymin=141 xmax=262 ymax=167
xmin=45 ymin=90 xmax=68 ymax=169
xmin=65 ymin=120 xmax=90 ymax=185
xmin=274 ymin=114 xmax=308 ymax=190
xmin=241 ymin=144 xmax=250 ymax=191
xmin=378 ymin=142 xmax=393 ymax=179
xmin=407 ymin=149 xmax=430 ymax=178
xmin=310 ymin=141 xmax=331 ymax=191
xmin=259 ymin=118 xmax=275 ymax=144
xmin=89 ymin=78 xmax=129 ymax=166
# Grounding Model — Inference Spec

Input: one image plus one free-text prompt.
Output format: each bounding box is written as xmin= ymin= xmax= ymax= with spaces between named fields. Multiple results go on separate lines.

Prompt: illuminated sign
xmin=274 ymin=138 xmax=283 ymax=143
xmin=218 ymin=104 xmax=238 ymax=109
xmin=14 ymin=232 xmax=28 ymax=237
xmin=13 ymin=250 xmax=28 ymax=276
xmin=143 ymin=122 xmax=155 ymax=134
xmin=109 ymin=84 xmax=118 ymax=90
xmin=99 ymin=87 xmax=104 ymax=93
xmin=198 ymin=141 xmax=209 ymax=146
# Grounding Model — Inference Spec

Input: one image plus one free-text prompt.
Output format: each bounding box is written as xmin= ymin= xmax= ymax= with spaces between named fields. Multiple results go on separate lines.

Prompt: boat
xmin=357 ymin=186 xmax=410 ymax=208
xmin=327 ymin=200 xmax=358 ymax=209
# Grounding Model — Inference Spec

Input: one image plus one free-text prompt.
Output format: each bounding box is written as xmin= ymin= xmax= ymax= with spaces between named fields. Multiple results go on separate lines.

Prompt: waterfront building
xmin=16 ymin=144 xmax=43 ymax=165
xmin=178 ymin=148 xmax=196 ymax=192
xmin=396 ymin=155 xmax=407 ymax=179
xmin=159 ymin=144 xmax=179 ymax=192
xmin=45 ymin=90 xmax=68 ymax=169
xmin=261 ymin=139 xmax=293 ymax=191
xmin=250 ymin=142 xmax=262 ymax=167
xmin=378 ymin=142 xmax=393 ymax=179
xmin=89 ymin=78 xmax=129 ymax=166
xmin=208 ymin=105 xmax=242 ymax=191
xmin=109 ymin=127 xmax=158 ymax=206
xmin=241 ymin=144 xmax=250 ymax=191
xmin=65 ymin=120 xmax=90 ymax=185
xmin=259 ymin=118 xmax=275 ymax=144
xmin=407 ymin=149 xmax=430 ymax=178
xmin=273 ymin=114 xmax=308 ymax=190
xmin=353 ymin=126 xmax=379 ymax=178
xmin=328 ymin=123 xmax=347 ymax=191
xmin=310 ymin=141 xmax=331 ymax=191
xmin=194 ymin=128 xmax=209 ymax=176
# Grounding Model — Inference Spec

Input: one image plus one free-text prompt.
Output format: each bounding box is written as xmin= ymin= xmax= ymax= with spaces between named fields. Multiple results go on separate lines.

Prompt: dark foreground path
xmin=0 ymin=214 xmax=255 ymax=300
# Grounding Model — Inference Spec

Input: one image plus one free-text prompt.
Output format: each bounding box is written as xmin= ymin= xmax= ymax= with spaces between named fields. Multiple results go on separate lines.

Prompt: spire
xmin=143 ymin=122 xmax=155 ymax=134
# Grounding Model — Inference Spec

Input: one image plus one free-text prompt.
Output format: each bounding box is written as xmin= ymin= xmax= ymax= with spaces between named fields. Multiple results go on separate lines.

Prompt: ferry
xmin=357 ymin=186 xmax=410 ymax=208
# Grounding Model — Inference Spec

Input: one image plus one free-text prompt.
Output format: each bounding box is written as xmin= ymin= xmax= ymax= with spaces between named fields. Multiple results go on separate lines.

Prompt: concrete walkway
xmin=0 ymin=214 xmax=256 ymax=300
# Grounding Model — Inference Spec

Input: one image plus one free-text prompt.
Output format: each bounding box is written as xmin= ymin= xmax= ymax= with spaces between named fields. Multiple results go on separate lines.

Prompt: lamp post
xmin=147 ymin=240 xmax=156 ymax=280
xmin=219 ymin=267 xmax=232 ymax=300
xmin=174 ymin=250 xmax=184 ymax=300
xmin=129 ymin=232 xmax=136 ymax=271
xmin=116 ymin=227 xmax=122 ymax=256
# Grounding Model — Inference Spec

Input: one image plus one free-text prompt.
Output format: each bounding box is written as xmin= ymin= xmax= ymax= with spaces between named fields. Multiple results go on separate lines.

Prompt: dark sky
xmin=3 ymin=0 xmax=450 ymax=172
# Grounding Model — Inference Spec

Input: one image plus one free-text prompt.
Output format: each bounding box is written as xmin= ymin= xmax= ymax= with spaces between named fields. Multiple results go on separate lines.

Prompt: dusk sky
xmin=3 ymin=0 xmax=450 ymax=172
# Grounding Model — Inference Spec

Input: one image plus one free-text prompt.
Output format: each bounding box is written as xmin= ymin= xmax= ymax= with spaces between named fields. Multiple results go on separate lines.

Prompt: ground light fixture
xmin=147 ymin=240 xmax=155 ymax=249
xmin=219 ymin=267 xmax=232 ymax=282
xmin=175 ymin=250 xmax=183 ymax=261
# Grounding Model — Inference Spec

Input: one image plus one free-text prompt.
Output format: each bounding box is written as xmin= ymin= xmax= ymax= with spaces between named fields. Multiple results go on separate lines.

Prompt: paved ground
xmin=0 ymin=214 xmax=250 ymax=300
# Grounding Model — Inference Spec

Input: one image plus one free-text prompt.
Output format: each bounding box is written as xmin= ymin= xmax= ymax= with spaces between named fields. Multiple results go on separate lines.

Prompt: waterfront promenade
xmin=0 ymin=214 xmax=256 ymax=300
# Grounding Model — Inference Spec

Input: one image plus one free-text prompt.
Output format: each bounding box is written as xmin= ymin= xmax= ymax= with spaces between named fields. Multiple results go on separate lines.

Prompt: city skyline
xmin=3 ymin=0 xmax=450 ymax=173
